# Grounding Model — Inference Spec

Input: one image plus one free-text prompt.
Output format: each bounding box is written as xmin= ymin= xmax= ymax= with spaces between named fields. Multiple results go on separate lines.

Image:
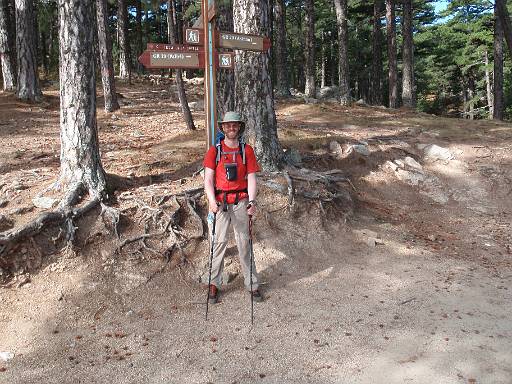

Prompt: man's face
xmin=222 ymin=122 xmax=241 ymax=140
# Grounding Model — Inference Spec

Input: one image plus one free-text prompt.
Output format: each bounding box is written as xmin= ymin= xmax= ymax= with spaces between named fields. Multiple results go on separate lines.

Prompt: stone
xmin=189 ymin=100 xmax=204 ymax=111
xmin=0 ymin=214 xmax=14 ymax=232
xmin=329 ymin=141 xmax=343 ymax=157
xmin=403 ymin=156 xmax=423 ymax=171
xmin=395 ymin=169 xmax=426 ymax=185
xmin=316 ymin=86 xmax=339 ymax=99
xmin=33 ymin=196 xmax=58 ymax=209
xmin=283 ymin=148 xmax=302 ymax=166
xmin=423 ymin=144 xmax=454 ymax=162
xmin=352 ymin=144 xmax=370 ymax=156
xmin=384 ymin=161 xmax=398 ymax=171
xmin=0 ymin=352 xmax=14 ymax=362
xmin=355 ymin=99 xmax=366 ymax=105
xmin=303 ymin=96 xmax=319 ymax=104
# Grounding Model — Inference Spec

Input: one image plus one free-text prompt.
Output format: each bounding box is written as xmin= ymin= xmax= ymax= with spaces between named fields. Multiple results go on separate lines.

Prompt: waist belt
xmin=215 ymin=188 xmax=248 ymax=211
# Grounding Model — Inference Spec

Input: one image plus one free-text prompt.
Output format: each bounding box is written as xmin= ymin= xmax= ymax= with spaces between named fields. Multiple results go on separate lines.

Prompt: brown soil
xmin=1 ymin=79 xmax=511 ymax=383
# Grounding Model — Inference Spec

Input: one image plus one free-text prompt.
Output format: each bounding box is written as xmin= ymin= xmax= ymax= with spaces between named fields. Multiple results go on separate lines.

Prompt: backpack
xmin=215 ymin=131 xmax=246 ymax=166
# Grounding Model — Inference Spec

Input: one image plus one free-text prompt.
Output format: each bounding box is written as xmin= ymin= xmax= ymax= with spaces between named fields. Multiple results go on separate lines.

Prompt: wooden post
xmin=203 ymin=0 xmax=217 ymax=149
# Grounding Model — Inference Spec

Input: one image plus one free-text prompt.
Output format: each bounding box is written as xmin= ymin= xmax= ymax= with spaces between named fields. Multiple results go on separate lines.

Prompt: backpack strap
xmin=215 ymin=140 xmax=222 ymax=166
xmin=240 ymin=142 xmax=246 ymax=165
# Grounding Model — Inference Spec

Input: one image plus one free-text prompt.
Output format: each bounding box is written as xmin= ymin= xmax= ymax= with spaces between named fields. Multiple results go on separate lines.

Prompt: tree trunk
xmin=371 ymin=0 xmax=383 ymax=105
xmin=334 ymin=0 xmax=349 ymax=105
xmin=118 ymin=0 xmax=130 ymax=79
xmin=0 ymin=0 xmax=15 ymax=90
xmin=304 ymin=0 xmax=315 ymax=98
xmin=330 ymin=38 xmax=336 ymax=85
xmin=96 ymin=0 xmax=120 ymax=112
xmin=135 ymin=0 xmax=143 ymax=73
xmin=167 ymin=0 xmax=195 ymax=130
xmin=401 ymin=0 xmax=415 ymax=108
xmin=320 ymin=32 xmax=326 ymax=88
xmin=386 ymin=0 xmax=398 ymax=108
xmin=484 ymin=49 xmax=492 ymax=118
xmin=493 ymin=2 xmax=504 ymax=121
xmin=15 ymin=0 xmax=41 ymax=101
xmin=58 ymin=0 xmax=107 ymax=197
xmin=274 ymin=0 xmax=290 ymax=97
xmin=495 ymin=0 xmax=512 ymax=60
xmin=233 ymin=0 xmax=282 ymax=171
xmin=216 ymin=0 xmax=235 ymax=116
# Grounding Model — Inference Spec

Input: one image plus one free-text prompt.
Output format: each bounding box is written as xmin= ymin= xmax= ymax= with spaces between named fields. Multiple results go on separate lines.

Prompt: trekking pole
xmin=206 ymin=212 xmax=216 ymax=321
xmin=248 ymin=214 xmax=254 ymax=325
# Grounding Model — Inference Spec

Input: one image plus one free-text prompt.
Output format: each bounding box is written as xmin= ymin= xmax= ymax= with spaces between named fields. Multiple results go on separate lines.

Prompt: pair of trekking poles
xmin=205 ymin=209 xmax=256 ymax=325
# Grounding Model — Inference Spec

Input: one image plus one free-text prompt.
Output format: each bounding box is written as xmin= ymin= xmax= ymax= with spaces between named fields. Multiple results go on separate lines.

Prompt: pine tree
xmin=15 ymin=0 xmax=42 ymax=101
xmin=233 ymin=0 xmax=282 ymax=170
xmin=334 ymin=0 xmax=349 ymax=105
xmin=402 ymin=0 xmax=415 ymax=108
xmin=304 ymin=0 xmax=316 ymax=98
xmin=386 ymin=0 xmax=397 ymax=108
xmin=274 ymin=0 xmax=291 ymax=97
xmin=0 ymin=0 xmax=15 ymax=90
xmin=118 ymin=0 xmax=130 ymax=79
xmin=58 ymin=0 xmax=107 ymax=197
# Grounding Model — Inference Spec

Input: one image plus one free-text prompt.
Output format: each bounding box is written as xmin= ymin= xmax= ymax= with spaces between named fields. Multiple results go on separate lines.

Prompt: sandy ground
xmin=1 ymin=80 xmax=511 ymax=383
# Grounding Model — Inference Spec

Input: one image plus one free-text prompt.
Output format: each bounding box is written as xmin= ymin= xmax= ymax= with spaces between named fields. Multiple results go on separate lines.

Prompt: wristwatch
xmin=248 ymin=200 xmax=257 ymax=207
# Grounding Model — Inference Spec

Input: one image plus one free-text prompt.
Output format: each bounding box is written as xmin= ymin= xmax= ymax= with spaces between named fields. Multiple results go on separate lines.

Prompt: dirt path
xmin=1 ymin=82 xmax=511 ymax=383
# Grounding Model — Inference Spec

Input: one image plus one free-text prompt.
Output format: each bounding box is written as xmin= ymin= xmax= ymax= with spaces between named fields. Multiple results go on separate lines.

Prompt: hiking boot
xmin=208 ymin=285 xmax=219 ymax=304
xmin=250 ymin=289 xmax=264 ymax=303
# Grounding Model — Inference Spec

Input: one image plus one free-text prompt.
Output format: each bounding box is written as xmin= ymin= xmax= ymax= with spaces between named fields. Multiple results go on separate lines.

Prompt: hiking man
xmin=203 ymin=111 xmax=263 ymax=304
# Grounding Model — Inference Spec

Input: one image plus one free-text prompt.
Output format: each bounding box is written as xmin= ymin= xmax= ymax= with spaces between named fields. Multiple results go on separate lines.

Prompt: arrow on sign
xmin=138 ymin=50 xmax=203 ymax=69
xmin=184 ymin=28 xmax=271 ymax=51
xmin=138 ymin=50 xmax=234 ymax=70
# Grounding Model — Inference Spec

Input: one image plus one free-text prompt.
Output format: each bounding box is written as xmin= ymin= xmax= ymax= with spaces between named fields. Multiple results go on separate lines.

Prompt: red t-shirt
xmin=203 ymin=141 xmax=260 ymax=204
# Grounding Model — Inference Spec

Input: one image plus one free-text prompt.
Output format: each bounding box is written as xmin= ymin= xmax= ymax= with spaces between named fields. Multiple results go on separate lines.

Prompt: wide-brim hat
xmin=218 ymin=111 xmax=245 ymax=134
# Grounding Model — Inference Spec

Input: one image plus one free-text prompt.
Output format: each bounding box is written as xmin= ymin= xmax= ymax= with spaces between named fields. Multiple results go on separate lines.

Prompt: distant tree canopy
xmin=1 ymin=0 xmax=511 ymax=119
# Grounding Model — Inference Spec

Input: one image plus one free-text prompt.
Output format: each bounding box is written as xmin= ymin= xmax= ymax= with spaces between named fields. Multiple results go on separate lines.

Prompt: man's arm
xmin=247 ymin=172 xmax=257 ymax=215
xmin=204 ymin=168 xmax=218 ymax=213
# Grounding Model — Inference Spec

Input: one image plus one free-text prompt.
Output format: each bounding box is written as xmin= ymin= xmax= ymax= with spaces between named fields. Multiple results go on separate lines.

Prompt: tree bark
xmin=96 ymin=0 xmax=120 ymax=112
xmin=216 ymin=0 xmax=235 ymax=116
xmin=135 ymin=0 xmax=143 ymax=73
xmin=495 ymin=0 xmax=512 ymax=60
xmin=274 ymin=0 xmax=290 ymax=97
xmin=386 ymin=0 xmax=398 ymax=108
xmin=484 ymin=49 xmax=492 ymax=118
xmin=58 ymin=0 xmax=107 ymax=197
xmin=15 ymin=0 xmax=41 ymax=101
xmin=493 ymin=2 xmax=504 ymax=121
xmin=233 ymin=0 xmax=282 ymax=171
xmin=320 ymin=32 xmax=326 ymax=88
xmin=334 ymin=0 xmax=349 ymax=105
xmin=167 ymin=0 xmax=195 ymax=130
xmin=371 ymin=0 xmax=383 ymax=105
xmin=118 ymin=0 xmax=130 ymax=79
xmin=0 ymin=0 xmax=15 ymax=90
xmin=304 ymin=0 xmax=315 ymax=98
xmin=401 ymin=0 xmax=415 ymax=108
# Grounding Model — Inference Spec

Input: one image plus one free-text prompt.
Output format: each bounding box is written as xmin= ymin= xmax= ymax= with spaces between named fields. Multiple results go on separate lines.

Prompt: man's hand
xmin=209 ymin=199 xmax=219 ymax=213
xmin=247 ymin=201 xmax=256 ymax=216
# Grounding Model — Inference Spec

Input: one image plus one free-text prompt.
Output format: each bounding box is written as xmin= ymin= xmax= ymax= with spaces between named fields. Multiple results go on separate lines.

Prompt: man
xmin=203 ymin=111 xmax=263 ymax=304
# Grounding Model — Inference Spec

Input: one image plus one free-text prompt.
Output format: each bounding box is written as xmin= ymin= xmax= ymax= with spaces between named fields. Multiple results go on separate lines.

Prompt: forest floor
xmin=0 ymin=78 xmax=511 ymax=384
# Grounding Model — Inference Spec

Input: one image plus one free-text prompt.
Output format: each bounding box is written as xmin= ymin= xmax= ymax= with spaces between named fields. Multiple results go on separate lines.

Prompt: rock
xmin=283 ymin=148 xmax=302 ymax=166
xmin=131 ymin=129 xmax=144 ymax=137
xmin=9 ymin=206 xmax=34 ymax=215
xmin=367 ymin=238 xmax=377 ymax=247
xmin=33 ymin=196 xmax=58 ymax=209
xmin=384 ymin=161 xmax=398 ymax=171
xmin=0 ymin=352 xmax=14 ymax=362
xmin=316 ymin=86 xmax=339 ymax=99
xmin=427 ymin=234 xmax=436 ymax=242
xmin=423 ymin=144 xmax=454 ymax=162
xmin=303 ymin=96 xmax=319 ymax=104
xmin=395 ymin=169 xmax=426 ymax=185
xmin=352 ymin=144 xmax=370 ymax=156
xmin=289 ymin=88 xmax=300 ymax=96
xmin=0 ymin=214 xmax=14 ymax=232
xmin=403 ymin=157 xmax=423 ymax=171
xmin=355 ymin=99 xmax=366 ymax=105
xmin=13 ymin=183 xmax=28 ymax=191
xmin=189 ymin=100 xmax=204 ymax=111
xmin=329 ymin=141 xmax=343 ymax=157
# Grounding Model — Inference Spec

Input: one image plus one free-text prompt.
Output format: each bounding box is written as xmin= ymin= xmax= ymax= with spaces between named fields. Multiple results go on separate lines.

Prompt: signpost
xmin=137 ymin=0 xmax=271 ymax=149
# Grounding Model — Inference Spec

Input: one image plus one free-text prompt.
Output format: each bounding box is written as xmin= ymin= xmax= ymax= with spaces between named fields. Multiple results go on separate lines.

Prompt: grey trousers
xmin=208 ymin=199 xmax=259 ymax=291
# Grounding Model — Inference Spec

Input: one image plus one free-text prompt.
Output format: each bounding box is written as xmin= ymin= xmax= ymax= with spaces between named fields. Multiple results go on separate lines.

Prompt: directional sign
xmin=218 ymin=32 xmax=271 ymax=51
xmin=217 ymin=53 xmax=234 ymax=69
xmin=138 ymin=50 xmax=203 ymax=69
xmin=184 ymin=28 xmax=271 ymax=52
xmin=147 ymin=43 xmax=201 ymax=52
